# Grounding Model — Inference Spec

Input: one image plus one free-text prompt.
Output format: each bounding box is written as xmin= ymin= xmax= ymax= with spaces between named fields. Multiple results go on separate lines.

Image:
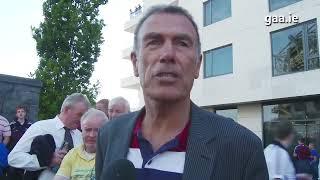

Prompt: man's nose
xmin=89 ymin=130 xmax=97 ymax=137
xmin=159 ymin=41 xmax=175 ymax=63
xmin=110 ymin=112 xmax=115 ymax=119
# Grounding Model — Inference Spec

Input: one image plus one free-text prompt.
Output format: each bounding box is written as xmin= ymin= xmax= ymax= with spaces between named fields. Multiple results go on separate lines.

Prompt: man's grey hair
xmin=133 ymin=5 xmax=201 ymax=55
xmin=60 ymin=93 xmax=91 ymax=112
xmin=80 ymin=108 xmax=108 ymax=124
xmin=109 ymin=96 xmax=130 ymax=112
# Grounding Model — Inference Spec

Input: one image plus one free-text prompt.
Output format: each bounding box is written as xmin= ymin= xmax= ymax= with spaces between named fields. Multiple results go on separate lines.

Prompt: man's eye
xmin=147 ymin=40 xmax=160 ymax=46
xmin=178 ymin=41 xmax=188 ymax=47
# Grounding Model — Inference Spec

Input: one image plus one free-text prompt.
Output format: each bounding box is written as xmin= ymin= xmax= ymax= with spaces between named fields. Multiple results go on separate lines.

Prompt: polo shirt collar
xmin=77 ymin=144 xmax=95 ymax=161
xmin=14 ymin=118 xmax=29 ymax=126
xmin=133 ymin=110 xmax=190 ymax=152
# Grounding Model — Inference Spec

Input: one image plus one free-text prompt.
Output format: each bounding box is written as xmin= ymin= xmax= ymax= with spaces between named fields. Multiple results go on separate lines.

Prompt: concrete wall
xmin=238 ymin=104 xmax=263 ymax=139
xmin=0 ymin=74 xmax=42 ymax=122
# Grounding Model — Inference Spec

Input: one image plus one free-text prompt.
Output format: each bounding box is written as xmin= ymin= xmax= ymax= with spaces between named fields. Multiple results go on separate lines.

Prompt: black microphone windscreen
xmin=105 ymin=159 xmax=136 ymax=180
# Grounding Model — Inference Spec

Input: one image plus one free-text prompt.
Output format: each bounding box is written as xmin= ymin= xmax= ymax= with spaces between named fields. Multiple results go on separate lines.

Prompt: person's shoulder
xmin=25 ymin=119 xmax=33 ymax=126
xmin=102 ymin=112 xmax=138 ymax=129
xmin=264 ymin=144 xmax=286 ymax=154
xmin=26 ymin=122 xmax=32 ymax=128
xmin=26 ymin=117 xmax=56 ymax=130
xmin=33 ymin=117 xmax=56 ymax=125
xmin=100 ymin=111 xmax=138 ymax=136
xmin=68 ymin=146 xmax=81 ymax=158
xmin=311 ymin=149 xmax=318 ymax=154
xmin=0 ymin=115 xmax=8 ymax=121
xmin=0 ymin=115 xmax=9 ymax=125
xmin=9 ymin=120 xmax=17 ymax=126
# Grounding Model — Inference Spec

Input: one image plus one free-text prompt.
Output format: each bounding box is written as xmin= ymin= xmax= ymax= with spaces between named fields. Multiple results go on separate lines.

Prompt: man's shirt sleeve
xmin=8 ymin=123 xmax=42 ymax=171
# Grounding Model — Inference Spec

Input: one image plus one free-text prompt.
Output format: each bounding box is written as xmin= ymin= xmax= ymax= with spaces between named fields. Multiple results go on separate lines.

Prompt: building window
xmin=216 ymin=108 xmax=238 ymax=121
xmin=263 ymin=99 xmax=320 ymax=152
xmin=203 ymin=0 xmax=231 ymax=26
xmin=269 ymin=0 xmax=302 ymax=11
xmin=271 ymin=19 xmax=319 ymax=76
xmin=204 ymin=45 xmax=233 ymax=78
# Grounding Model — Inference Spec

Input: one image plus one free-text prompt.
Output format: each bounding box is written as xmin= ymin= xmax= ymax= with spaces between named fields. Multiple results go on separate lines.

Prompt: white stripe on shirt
xmin=127 ymin=148 xmax=185 ymax=173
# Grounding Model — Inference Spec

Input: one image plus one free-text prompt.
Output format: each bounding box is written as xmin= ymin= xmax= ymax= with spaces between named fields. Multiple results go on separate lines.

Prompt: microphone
xmin=104 ymin=159 xmax=136 ymax=180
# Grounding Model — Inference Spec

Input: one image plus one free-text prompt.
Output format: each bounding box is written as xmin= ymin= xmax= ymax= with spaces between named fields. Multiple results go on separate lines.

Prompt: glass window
xmin=203 ymin=0 xmax=231 ymax=26
xmin=263 ymin=99 xmax=320 ymax=153
xmin=271 ymin=20 xmax=319 ymax=76
xmin=216 ymin=108 xmax=238 ymax=121
xmin=204 ymin=50 xmax=213 ymax=77
xmin=204 ymin=0 xmax=212 ymax=26
xmin=307 ymin=22 xmax=320 ymax=70
xmin=269 ymin=0 xmax=302 ymax=11
xmin=204 ymin=45 xmax=233 ymax=78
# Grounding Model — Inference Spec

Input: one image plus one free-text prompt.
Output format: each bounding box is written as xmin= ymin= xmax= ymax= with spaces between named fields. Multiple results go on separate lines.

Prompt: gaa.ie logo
xmin=265 ymin=13 xmax=299 ymax=26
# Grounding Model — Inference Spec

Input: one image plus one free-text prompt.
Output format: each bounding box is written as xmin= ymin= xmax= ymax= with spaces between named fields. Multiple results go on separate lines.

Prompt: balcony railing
xmin=130 ymin=4 xmax=143 ymax=19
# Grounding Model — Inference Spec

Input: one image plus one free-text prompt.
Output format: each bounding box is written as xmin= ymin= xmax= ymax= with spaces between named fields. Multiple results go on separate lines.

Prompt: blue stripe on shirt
xmin=136 ymin=168 xmax=182 ymax=180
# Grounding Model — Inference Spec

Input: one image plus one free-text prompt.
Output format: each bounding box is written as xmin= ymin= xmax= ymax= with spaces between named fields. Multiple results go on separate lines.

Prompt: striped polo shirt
xmin=0 ymin=115 xmax=11 ymax=143
xmin=127 ymin=114 xmax=190 ymax=180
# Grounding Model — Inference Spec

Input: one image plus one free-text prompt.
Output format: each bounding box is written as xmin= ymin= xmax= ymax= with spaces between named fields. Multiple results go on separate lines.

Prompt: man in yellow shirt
xmin=54 ymin=108 xmax=109 ymax=180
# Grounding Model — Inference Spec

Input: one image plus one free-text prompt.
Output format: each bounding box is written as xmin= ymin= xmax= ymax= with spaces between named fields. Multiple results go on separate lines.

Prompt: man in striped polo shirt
xmin=0 ymin=115 xmax=11 ymax=146
xmin=96 ymin=5 xmax=268 ymax=180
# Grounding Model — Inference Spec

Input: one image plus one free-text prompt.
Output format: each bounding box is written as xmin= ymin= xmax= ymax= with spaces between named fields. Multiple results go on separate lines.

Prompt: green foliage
xmin=32 ymin=0 xmax=107 ymax=119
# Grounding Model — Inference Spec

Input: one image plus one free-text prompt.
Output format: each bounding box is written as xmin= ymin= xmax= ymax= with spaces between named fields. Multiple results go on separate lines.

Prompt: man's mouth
xmin=155 ymin=72 xmax=178 ymax=78
xmin=154 ymin=72 xmax=179 ymax=82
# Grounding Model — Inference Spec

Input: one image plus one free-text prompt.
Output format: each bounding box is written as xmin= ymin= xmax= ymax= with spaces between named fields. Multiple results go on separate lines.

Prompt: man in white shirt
xmin=264 ymin=121 xmax=296 ymax=180
xmin=8 ymin=93 xmax=91 ymax=179
xmin=265 ymin=121 xmax=313 ymax=180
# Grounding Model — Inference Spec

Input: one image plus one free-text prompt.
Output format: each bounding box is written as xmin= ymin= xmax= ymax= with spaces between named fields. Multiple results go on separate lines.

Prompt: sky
xmin=0 ymin=0 xmax=142 ymax=110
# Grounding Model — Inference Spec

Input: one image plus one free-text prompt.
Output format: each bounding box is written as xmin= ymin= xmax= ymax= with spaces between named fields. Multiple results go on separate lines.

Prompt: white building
xmin=121 ymin=0 xmax=320 ymax=147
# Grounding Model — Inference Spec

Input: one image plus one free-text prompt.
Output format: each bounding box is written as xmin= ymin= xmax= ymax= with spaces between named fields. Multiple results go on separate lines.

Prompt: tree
xmin=32 ymin=0 xmax=107 ymax=119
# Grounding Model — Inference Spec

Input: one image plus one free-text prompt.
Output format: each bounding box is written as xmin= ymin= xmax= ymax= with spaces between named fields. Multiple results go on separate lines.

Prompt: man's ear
xmin=194 ymin=54 xmax=202 ymax=79
xmin=62 ymin=106 xmax=69 ymax=114
xmin=131 ymin=51 xmax=139 ymax=77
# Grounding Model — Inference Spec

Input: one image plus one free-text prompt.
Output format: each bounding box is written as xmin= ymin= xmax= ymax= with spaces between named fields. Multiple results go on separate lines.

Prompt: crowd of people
xmin=0 ymin=4 xmax=319 ymax=180
xmin=264 ymin=121 xmax=320 ymax=180
xmin=0 ymin=94 xmax=130 ymax=180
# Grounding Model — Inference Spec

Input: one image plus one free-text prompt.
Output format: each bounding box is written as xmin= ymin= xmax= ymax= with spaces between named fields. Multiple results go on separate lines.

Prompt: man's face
xmin=81 ymin=117 xmax=105 ymax=153
xmin=131 ymin=13 xmax=202 ymax=102
xmin=309 ymin=143 xmax=315 ymax=149
xmin=108 ymin=103 xmax=127 ymax=119
xmin=65 ymin=102 xmax=88 ymax=129
xmin=96 ymin=103 xmax=108 ymax=116
xmin=16 ymin=108 xmax=26 ymax=120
